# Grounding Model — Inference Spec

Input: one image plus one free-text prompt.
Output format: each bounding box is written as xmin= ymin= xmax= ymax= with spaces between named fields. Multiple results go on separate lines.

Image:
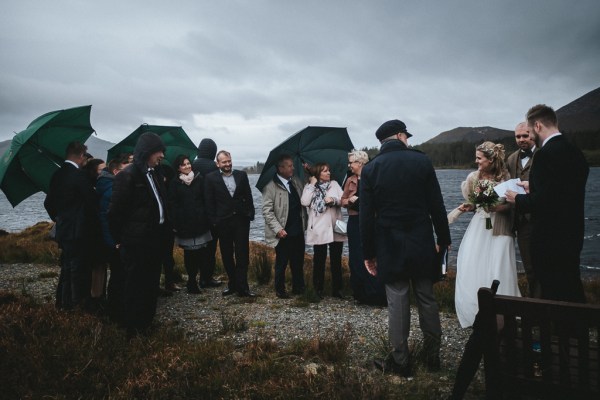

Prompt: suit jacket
xmin=44 ymin=161 xmax=99 ymax=245
xmin=507 ymin=148 xmax=536 ymax=230
xmin=514 ymin=135 xmax=588 ymax=299
xmin=360 ymin=140 xmax=451 ymax=283
xmin=204 ymin=169 xmax=255 ymax=225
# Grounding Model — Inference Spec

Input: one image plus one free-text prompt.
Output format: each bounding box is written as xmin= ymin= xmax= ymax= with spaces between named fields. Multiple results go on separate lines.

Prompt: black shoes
xmin=222 ymin=287 xmax=236 ymax=296
xmin=373 ymin=358 xmax=412 ymax=377
xmin=238 ymin=290 xmax=258 ymax=298
xmin=165 ymin=283 xmax=182 ymax=292
xmin=332 ymin=290 xmax=344 ymax=299
xmin=187 ymin=284 xmax=202 ymax=294
xmin=276 ymin=291 xmax=290 ymax=299
xmin=200 ymin=279 xmax=223 ymax=288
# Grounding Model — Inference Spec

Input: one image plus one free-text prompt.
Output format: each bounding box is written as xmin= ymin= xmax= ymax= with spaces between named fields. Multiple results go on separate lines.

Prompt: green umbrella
xmin=255 ymin=126 xmax=354 ymax=192
xmin=106 ymin=124 xmax=196 ymax=169
xmin=0 ymin=105 xmax=95 ymax=207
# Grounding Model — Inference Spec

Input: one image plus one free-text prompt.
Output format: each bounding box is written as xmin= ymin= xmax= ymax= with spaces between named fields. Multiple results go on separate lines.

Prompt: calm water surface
xmin=1 ymin=168 xmax=598 ymax=273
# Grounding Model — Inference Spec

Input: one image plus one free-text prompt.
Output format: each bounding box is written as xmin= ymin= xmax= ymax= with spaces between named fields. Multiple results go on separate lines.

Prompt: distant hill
xmin=424 ymin=126 xmax=514 ymax=145
xmin=0 ymin=135 xmax=115 ymax=161
xmin=556 ymin=87 xmax=600 ymax=134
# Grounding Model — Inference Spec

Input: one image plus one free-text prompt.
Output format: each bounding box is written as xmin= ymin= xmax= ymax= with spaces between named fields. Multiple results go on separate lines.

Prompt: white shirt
xmin=542 ymin=132 xmax=561 ymax=147
xmin=277 ymin=174 xmax=291 ymax=193
xmin=65 ymin=160 xmax=79 ymax=168
xmin=520 ymin=145 xmax=536 ymax=168
xmin=146 ymin=168 xmax=164 ymax=224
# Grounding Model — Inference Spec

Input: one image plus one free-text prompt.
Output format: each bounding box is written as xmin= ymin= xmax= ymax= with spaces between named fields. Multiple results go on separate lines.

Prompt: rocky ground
xmin=0 ymin=263 xmax=480 ymax=392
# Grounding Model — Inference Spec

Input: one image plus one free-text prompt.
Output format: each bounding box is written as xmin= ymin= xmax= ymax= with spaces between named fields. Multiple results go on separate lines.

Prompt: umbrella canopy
xmin=106 ymin=124 xmax=196 ymax=170
xmin=255 ymin=126 xmax=354 ymax=192
xmin=0 ymin=105 xmax=95 ymax=207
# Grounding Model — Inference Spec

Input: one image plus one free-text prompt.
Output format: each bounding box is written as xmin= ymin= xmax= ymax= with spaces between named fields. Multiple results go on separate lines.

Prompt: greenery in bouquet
xmin=468 ymin=179 xmax=500 ymax=229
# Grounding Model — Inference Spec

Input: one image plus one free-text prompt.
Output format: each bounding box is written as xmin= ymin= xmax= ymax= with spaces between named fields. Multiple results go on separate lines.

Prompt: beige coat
xmin=301 ymin=181 xmax=346 ymax=245
xmin=261 ymin=176 xmax=307 ymax=247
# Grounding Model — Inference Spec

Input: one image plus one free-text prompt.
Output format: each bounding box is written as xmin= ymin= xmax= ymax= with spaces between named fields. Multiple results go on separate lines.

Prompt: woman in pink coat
xmin=301 ymin=162 xmax=346 ymax=298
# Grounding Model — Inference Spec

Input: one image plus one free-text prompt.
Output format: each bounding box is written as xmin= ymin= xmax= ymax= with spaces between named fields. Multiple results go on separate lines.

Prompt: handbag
xmin=333 ymin=219 xmax=348 ymax=235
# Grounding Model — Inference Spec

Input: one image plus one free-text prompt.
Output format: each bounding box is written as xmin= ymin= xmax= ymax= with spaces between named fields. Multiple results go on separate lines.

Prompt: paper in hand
xmin=494 ymin=178 xmax=526 ymax=197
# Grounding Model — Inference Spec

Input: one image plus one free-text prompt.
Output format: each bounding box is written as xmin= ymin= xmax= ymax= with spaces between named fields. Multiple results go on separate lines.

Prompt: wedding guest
xmin=506 ymin=104 xmax=589 ymax=303
xmin=506 ymin=122 xmax=539 ymax=297
xmin=300 ymin=162 xmax=345 ymax=298
xmin=262 ymin=154 xmax=307 ymax=298
xmin=341 ymin=150 xmax=386 ymax=306
xmin=168 ymin=155 xmax=213 ymax=294
xmin=360 ymin=120 xmax=450 ymax=376
xmin=455 ymin=141 xmax=520 ymax=328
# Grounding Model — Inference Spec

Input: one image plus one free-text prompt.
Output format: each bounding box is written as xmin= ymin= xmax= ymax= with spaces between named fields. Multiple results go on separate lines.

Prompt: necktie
xmin=520 ymin=149 xmax=533 ymax=159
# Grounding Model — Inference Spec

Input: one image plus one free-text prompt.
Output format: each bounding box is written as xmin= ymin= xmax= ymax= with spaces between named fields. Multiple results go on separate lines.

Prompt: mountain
xmin=0 ymin=135 xmax=115 ymax=161
xmin=424 ymin=126 xmax=514 ymax=145
xmin=556 ymin=87 xmax=600 ymax=133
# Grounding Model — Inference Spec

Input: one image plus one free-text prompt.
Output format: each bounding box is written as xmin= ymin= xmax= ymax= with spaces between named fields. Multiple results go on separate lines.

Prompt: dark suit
xmin=507 ymin=148 xmax=538 ymax=296
xmin=204 ymin=169 xmax=255 ymax=293
xmin=44 ymin=161 xmax=99 ymax=309
xmin=360 ymin=140 xmax=450 ymax=367
xmin=515 ymin=135 xmax=589 ymax=302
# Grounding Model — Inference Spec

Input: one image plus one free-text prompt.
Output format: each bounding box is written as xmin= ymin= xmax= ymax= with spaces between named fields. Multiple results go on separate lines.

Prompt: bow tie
xmin=520 ymin=149 xmax=533 ymax=159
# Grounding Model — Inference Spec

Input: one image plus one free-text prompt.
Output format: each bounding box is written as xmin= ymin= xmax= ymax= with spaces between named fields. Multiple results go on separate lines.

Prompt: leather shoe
xmin=238 ymin=290 xmax=258 ymax=298
xmin=165 ymin=283 xmax=182 ymax=292
xmin=373 ymin=358 xmax=412 ymax=377
xmin=187 ymin=284 xmax=202 ymax=294
xmin=332 ymin=290 xmax=344 ymax=299
xmin=222 ymin=288 xmax=236 ymax=296
xmin=201 ymin=279 xmax=223 ymax=288
xmin=276 ymin=291 xmax=290 ymax=299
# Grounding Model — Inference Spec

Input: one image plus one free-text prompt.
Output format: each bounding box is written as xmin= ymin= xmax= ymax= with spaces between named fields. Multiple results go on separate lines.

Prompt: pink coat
xmin=301 ymin=181 xmax=346 ymax=245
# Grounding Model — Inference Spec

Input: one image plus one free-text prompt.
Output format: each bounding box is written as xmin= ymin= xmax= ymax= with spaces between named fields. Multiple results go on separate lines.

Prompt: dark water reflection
xmin=1 ymin=169 xmax=598 ymax=273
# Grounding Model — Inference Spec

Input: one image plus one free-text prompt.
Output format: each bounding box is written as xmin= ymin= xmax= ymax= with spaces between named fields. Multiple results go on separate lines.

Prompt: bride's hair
xmin=476 ymin=141 xmax=508 ymax=181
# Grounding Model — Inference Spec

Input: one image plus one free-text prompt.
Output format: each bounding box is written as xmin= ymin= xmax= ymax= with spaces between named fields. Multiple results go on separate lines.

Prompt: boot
xmin=184 ymin=250 xmax=201 ymax=294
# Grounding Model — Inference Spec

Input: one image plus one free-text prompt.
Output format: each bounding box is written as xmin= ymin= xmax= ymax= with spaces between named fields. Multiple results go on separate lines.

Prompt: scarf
xmin=312 ymin=181 xmax=330 ymax=215
xmin=179 ymin=171 xmax=194 ymax=186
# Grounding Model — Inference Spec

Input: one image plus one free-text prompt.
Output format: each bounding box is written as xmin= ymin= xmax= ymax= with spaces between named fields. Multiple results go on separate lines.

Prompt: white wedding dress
xmin=455 ymin=172 xmax=521 ymax=328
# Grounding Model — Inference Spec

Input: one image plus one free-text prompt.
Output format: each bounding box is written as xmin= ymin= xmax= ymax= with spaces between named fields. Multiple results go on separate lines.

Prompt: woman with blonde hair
xmin=454 ymin=141 xmax=521 ymax=328
xmin=341 ymin=150 xmax=386 ymax=306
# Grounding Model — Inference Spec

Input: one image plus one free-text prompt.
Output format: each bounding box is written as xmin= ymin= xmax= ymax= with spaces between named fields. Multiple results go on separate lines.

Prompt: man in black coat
xmin=204 ymin=150 xmax=256 ymax=297
xmin=360 ymin=120 xmax=451 ymax=376
xmin=108 ymin=132 xmax=168 ymax=335
xmin=45 ymin=141 xmax=99 ymax=310
xmin=506 ymin=104 xmax=589 ymax=303
xmin=191 ymin=138 xmax=222 ymax=288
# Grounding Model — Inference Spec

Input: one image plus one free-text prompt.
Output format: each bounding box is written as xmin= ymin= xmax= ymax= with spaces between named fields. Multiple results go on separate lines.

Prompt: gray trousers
xmin=386 ymin=278 xmax=441 ymax=366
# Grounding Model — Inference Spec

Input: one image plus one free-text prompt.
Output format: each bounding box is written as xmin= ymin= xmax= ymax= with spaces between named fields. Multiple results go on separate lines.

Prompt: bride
xmin=454 ymin=141 xmax=521 ymax=328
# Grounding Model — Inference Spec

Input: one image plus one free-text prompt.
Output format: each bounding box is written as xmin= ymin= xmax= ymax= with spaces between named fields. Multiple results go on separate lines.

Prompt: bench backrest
xmin=478 ymin=287 xmax=600 ymax=399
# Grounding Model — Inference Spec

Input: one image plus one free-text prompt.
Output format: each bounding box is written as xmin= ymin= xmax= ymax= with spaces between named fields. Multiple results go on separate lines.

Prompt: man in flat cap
xmin=360 ymin=119 xmax=451 ymax=376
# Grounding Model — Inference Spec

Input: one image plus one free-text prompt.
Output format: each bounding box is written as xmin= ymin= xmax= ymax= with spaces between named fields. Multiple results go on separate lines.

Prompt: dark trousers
xmin=183 ymin=247 xmax=209 ymax=288
xmin=120 ymin=229 xmax=165 ymax=334
xmin=201 ymin=227 xmax=219 ymax=284
xmin=347 ymin=215 xmax=386 ymax=304
xmin=516 ymin=219 xmax=539 ymax=297
xmin=106 ymin=246 xmax=125 ymax=325
xmin=274 ymin=234 xmax=305 ymax=294
xmin=217 ymin=215 xmax=250 ymax=293
xmin=313 ymin=241 xmax=343 ymax=293
xmin=56 ymin=239 xmax=91 ymax=310
xmin=162 ymin=231 xmax=176 ymax=286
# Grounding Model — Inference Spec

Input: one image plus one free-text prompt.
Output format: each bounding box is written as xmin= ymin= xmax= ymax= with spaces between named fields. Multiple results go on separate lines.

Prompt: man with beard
xmin=506 ymin=104 xmax=589 ymax=303
xmin=506 ymin=122 xmax=538 ymax=297
xmin=204 ymin=150 xmax=256 ymax=297
xmin=108 ymin=132 xmax=169 ymax=335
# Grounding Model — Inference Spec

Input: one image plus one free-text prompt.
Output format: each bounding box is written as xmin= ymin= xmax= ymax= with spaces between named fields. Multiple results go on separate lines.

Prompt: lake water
xmin=1 ymin=169 xmax=599 ymax=274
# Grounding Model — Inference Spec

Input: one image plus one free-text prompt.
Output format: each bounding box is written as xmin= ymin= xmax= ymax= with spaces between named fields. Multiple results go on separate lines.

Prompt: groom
xmin=506 ymin=104 xmax=589 ymax=303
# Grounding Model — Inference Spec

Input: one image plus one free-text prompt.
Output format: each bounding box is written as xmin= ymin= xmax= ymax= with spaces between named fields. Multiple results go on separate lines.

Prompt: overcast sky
xmin=1 ymin=0 xmax=599 ymax=163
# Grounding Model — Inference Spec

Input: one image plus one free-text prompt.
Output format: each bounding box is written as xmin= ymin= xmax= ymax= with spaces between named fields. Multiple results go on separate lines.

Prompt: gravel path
xmin=0 ymin=263 xmax=473 ymax=373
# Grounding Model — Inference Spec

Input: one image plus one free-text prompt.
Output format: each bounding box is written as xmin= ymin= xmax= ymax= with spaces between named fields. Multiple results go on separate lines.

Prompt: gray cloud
xmin=1 ymin=0 xmax=599 ymax=163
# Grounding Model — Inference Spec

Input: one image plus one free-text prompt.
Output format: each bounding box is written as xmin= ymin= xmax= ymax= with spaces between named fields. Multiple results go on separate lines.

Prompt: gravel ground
xmin=0 ymin=262 xmax=475 ymax=377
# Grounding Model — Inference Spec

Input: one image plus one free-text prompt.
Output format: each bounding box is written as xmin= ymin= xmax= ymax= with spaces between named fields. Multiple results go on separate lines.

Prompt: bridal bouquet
xmin=468 ymin=179 xmax=500 ymax=229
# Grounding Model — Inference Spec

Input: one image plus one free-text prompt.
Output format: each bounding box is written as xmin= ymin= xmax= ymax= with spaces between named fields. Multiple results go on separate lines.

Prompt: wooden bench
xmin=477 ymin=286 xmax=600 ymax=399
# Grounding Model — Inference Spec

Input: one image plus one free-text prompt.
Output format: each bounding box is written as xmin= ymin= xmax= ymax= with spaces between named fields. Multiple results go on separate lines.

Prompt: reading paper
xmin=494 ymin=178 xmax=526 ymax=197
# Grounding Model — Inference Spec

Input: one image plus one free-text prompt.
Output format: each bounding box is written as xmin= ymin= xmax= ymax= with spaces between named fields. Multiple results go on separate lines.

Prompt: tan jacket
xmin=506 ymin=148 xmax=536 ymax=230
xmin=261 ymin=176 xmax=307 ymax=248
xmin=341 ymin=175 xmax=359 ymax=216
